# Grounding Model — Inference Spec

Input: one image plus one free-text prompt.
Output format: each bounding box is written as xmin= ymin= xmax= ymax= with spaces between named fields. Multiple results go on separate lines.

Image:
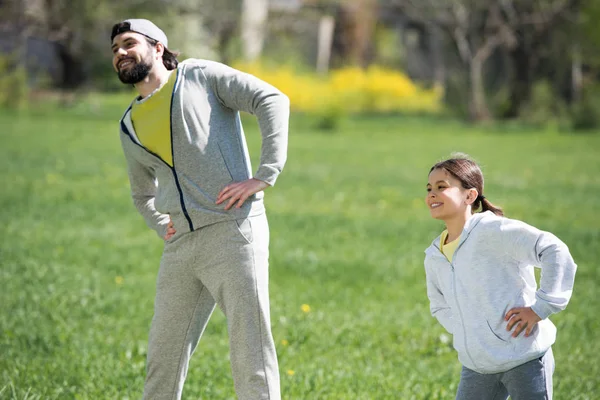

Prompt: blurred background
xmin=1 ymin=0 xmax=599 ymax=128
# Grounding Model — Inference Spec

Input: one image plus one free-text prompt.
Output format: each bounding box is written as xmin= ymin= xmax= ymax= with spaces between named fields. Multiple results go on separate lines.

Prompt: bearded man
xmin=110 ymin=19 xmax=289 ymax=400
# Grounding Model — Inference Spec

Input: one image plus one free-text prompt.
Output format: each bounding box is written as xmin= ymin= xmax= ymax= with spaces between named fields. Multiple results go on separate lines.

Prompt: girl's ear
xmin=465 ymin=188 xmax=478 ymax=205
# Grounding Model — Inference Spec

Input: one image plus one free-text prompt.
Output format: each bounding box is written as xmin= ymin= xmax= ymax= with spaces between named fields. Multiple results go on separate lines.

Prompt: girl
xmin=424 ymin=155 xmax=577 ymax=400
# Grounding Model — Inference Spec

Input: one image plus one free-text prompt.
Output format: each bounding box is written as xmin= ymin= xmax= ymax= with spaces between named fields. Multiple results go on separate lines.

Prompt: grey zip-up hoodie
xmin=119 ymin=59 xmax=290 ymax=239
xmin=424 ymin=211 xmax=577 ymax=374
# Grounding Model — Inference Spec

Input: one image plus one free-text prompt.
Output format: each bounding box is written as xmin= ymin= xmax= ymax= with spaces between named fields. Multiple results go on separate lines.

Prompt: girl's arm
xmin=424 ymin=262 xmax=454 ymax=334
xmin=501 ymin=218 xmax=577 ymax=320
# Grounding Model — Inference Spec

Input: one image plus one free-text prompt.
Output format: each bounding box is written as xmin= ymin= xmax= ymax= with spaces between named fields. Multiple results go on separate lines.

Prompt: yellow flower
xmin=281 ymin=339 xmax=289 ymax=346
xmin=232 ymin=62 xmax=443 ymax=115
xmin=115 ymin=276 xmax=124 ymax=285
xmin=301 ymin=304 xmax=311 ymax=313
xmin=287 ymin=370 xmax=295 ymax=376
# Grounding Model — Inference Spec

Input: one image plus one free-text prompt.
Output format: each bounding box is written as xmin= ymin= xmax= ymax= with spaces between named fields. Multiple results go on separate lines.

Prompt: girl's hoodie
xmin=424 ymin=211 xmax=577 ymax=374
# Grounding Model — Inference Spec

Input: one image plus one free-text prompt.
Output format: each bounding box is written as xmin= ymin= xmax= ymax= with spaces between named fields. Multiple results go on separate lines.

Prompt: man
xmin=110 ymin=19 xmax=289 ymax=400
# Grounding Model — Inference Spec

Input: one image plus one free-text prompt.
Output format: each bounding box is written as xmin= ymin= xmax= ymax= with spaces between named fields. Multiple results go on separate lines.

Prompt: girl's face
xmin=425 ymin=168 xmax=474 ymax=221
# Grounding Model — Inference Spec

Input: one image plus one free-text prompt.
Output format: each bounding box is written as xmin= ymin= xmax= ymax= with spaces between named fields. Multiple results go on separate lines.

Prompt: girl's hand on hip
xmin=216 ymin=178 xmax=269 ymax=210
xmin=164 ymin=219 xmax=176 ymax=240
xmin=505 ymin=307 xmax=542 ymax=338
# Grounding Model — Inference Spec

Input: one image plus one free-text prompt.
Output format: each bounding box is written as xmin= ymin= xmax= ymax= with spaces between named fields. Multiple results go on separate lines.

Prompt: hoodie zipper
xmin=167 ymin=69 xmax=193 ymax=231
xmin=438 ymin=236 xmax=479 ymax=370
xmin=119 ymin=70 xmax=194 ymax=232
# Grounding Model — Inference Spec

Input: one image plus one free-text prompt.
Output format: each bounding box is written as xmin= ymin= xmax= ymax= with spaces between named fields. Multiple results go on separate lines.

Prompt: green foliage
xmin=519 ymin=80 xmax=600 ymax=132
xmin=487 ymin=85 xmax=512 ymax=120
xmin=580 ymin=0 xmax=600 ymax=68
xmin=443 ymin=74 xmax=470 ymax=119
xmin=0 ymin=55 xmax=29 ymax=110
xmin=1 ymin=98 xmax=600 ymax=398
xmin=520 ymin=81 xmax=570 ymax=131
xmin=570 ymin=84 xmax=600 ymax=131
xmin=258 ymin=34 xmax=312 ymax=72
xmin=314 ymin=104 xmax=348 ymax=131
xmin=373 ymin=25 xmax=404 ymax=68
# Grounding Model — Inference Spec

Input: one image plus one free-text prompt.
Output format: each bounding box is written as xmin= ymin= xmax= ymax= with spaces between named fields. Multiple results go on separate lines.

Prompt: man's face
xmin=111 ymin=32 xmax=155 ymax=84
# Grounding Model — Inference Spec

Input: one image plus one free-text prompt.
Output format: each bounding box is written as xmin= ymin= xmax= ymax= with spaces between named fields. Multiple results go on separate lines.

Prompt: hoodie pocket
xmin=486 ymin=320 xmax=511 ymax=343
xmin=233 ymin=218 xmax=253 ymax=244
xmin=216 ymin=142 xmax=234 ymax=182
xmin=465 ymin=319 xmax=516 ymax=371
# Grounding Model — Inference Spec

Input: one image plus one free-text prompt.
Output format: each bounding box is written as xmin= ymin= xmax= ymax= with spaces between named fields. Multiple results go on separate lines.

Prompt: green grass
xmin=1 ymin=99 xmax=599 ymax=399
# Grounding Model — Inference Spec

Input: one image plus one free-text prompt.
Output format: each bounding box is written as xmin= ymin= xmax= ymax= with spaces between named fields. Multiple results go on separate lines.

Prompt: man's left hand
xmin=216 ymin=178 xmax=269 ymax=210
xmin=505 ymin=307 xmax=542 ymax=338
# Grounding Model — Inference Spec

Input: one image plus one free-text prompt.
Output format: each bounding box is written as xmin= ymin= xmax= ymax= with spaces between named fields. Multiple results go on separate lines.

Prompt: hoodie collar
xmin=425 ymin=211 xmax=496 ymax=254
xmin=463 ymin=210 xmax=495 ymax=234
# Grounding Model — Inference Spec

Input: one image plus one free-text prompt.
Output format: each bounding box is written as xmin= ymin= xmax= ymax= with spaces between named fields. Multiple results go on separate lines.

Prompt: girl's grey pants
xmin=142 ymin=214 xmax=281 ymax=400
xmin=456 ymin=347 xmax=554 ymax=400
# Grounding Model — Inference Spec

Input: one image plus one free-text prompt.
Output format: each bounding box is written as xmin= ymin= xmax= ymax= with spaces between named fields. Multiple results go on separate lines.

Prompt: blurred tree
xmin=179 ymin=0 xmax=267 ymax=64
xmin=498 ymin=0 xmax=580 ymax=118
xmin=567 ymin=0 xmax=600 ymax=129
xmin=386 ymin=0 xmax=578 ymax=121
xmin=333 ymin=0 xmax=377 ymax=67
xmin=1 ymin=0 xmax=135 ymax=87
xmin=187 ymin=0 xmax=240 ymax=63
xmin=579 ymin=0 xmax=600 ymax=71
xmin=303 ymin=0 xmax=378 ymax=68
xmin=241 ymin=0 xmax=268 ymax=61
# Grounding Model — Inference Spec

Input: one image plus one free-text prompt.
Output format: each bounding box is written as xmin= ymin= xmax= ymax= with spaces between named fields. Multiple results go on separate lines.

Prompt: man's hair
xmin=145 ymin=37 xmax=179 ymax=71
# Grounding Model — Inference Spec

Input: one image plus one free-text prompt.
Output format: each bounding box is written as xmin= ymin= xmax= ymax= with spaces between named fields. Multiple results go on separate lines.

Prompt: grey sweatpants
xmin=456 ymin=348 xmax=555 ymax=400
xmin=142 ymin=214 xmax=281 ymax=400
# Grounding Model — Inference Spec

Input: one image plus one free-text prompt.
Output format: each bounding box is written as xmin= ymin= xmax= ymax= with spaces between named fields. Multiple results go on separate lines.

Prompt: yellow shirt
xmin=440 ymin=230 xmax=459 ymax=262
xmin=131 ymin=71 xmax=177 ymax=167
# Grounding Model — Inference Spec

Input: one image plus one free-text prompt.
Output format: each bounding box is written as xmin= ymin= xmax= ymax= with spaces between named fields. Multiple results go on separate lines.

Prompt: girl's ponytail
xmin=477 ymin=195 xmax=504 ymax=216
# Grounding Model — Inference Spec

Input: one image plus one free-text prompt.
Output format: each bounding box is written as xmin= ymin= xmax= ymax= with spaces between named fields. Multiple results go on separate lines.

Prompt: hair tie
xmin=478 ymin=194 xmax=486 ymax=200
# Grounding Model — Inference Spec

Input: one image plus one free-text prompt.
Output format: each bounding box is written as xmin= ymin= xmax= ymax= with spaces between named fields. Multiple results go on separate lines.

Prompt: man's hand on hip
xmin=216 ymin=178 xmax=269 ymax=210
xmin=163 ymin=218 xmax=176 ymax=241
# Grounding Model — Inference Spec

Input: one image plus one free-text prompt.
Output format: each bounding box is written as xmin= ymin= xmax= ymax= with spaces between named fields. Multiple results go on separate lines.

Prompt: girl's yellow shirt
xmin=440 ymin=229 xmax=460 ymax=262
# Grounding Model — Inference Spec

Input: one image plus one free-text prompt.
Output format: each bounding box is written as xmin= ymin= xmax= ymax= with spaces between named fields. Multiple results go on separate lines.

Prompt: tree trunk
xmin=431 ymin=27 xmax=445 ymax=89
xmin=241 ymin=0 xmax=268 ymax=62
xmin=316 ymin=15 xmax=335 ymax=75
xmin=468 ymin=38 xmax=500 ymax=121
xmin=469 ymin=56 xmax=490 ymax=121
xmin=571 ymin=43 xmax=582 ymax=102
xmin=333 ymin=0 xmax=376 ymax=67
xmin=15 ymin=0 xmax=31 ymax=67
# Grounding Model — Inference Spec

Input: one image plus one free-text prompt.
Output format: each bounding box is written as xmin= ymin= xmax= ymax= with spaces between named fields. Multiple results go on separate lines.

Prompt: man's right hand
xmin=164 ymin=219 xmax=176 ymax=240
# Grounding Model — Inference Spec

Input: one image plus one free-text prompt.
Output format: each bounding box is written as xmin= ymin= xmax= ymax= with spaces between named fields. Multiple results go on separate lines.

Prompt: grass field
xmin=1 ymin=99 xmax=599 ymax=399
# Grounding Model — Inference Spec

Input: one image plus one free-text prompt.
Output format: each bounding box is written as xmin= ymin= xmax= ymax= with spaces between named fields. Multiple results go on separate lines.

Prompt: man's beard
xmin=117 ymin=58 xmax=152 ymax=84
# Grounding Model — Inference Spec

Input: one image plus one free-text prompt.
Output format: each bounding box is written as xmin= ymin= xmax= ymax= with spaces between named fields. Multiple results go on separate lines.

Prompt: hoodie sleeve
xmin=424 ymin=256 xmax=454 ymax=334
xmin=120 ymin=135 xmax=170 ymax=239
xmin=201 ymin=61 xmax=290 ymax=186
xmin=500 ymin=218 xmax=577 ymax=320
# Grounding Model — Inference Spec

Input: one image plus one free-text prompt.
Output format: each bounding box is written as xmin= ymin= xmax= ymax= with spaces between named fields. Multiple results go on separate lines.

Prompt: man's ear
xmin=154 ymin=42 xmax=165 ymax=59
